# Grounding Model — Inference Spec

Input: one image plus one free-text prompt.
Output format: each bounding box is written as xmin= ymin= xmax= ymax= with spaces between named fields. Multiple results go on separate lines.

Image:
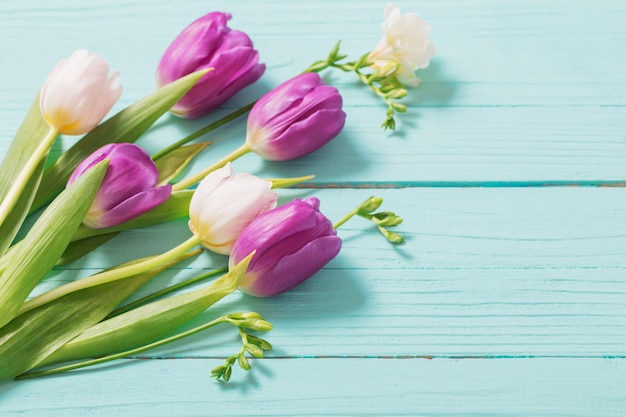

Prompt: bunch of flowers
xmin=0 ymin=3 xmax=433 ymax=382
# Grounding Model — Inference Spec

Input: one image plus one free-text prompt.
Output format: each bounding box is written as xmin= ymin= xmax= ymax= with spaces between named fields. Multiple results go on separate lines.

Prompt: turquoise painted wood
xmin=2 ymin=0 xmax=626 ymax=416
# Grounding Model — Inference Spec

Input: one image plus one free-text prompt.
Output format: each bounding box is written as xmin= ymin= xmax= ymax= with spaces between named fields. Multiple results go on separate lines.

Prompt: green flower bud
xmin=358 ymin=196 xmax=383 ymax=214
xmin=238 ymin=355 xmax=251 ymax=370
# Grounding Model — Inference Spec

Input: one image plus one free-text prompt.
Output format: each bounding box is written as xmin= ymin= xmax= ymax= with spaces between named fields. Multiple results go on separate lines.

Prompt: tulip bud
xmin=229 ymin=197 xmax=342 ymax=297
xmin=188 ymin=163 xmax=278 ymax=255
xmin=245 ymin=72 xmax=346 ymax=161
xmin=156 ymin=11 xmax=265 ymax=118
xmin=67 ymin=143 xmax=172 ymax=229
xmin=40 ymin=49 xmax=122 ymax=135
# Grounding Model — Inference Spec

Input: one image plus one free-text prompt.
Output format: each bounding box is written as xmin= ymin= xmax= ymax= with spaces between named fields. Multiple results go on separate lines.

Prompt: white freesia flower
xmin=368 ymin=3 xmax=436 ymax=87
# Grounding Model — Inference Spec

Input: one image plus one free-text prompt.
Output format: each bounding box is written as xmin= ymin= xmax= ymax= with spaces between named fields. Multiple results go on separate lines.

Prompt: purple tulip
xmin=67 ymin=143 xmax=172 ymax=229
xmin=245 ymin=72 xmax=346 ymax=161
xmin=156 ymin=11 xmax=265 ymax=119
xmin=229 ymin=197 xmax=342 ymax=297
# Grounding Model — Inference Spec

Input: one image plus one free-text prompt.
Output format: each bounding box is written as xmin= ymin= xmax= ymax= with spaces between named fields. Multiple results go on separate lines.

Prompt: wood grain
xmin=2 ymin=358 xmax=625 ymax=416
xmin=1 ymin=0 xmax=626 ymax=416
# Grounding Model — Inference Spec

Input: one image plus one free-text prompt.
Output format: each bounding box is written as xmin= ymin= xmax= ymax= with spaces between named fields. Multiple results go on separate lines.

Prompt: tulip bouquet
xmin=0 ymin=3 xmax=432 ymax=382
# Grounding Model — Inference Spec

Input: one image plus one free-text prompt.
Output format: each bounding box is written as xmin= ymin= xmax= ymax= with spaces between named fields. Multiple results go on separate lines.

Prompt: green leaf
xmin=0 ymin=95 xmax=51 ymax=254
xmin=155 ymin=142 xmax=210 ymax=185
xmin=0 ymin=250 xmax=200 ymax=381
xmin=52 ymin=190 xmax=193 ymax=265
xmin=0 ymin=159 xmax=45 ymax=256
xmin=0 ymin=159 xmax=108 ymax=329
xmin=30 ymin=70 xmax=208 ymax=213
xmin=57 ymin=232 xmax=120 ymax=265
xmin=38 ymin=253 xmax=253 ymax=367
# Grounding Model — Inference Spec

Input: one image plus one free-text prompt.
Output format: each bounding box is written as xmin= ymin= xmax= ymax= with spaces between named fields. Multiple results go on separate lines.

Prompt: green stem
xmin=171 ymin=143 xmax=252 ymax=191
xmin=106 ymin=266 xmax=229 ymax=318
xmin=17 ymin=315 xmax=231 ymax=380
xmin=152 ymin=102 xmax=256 ymax=161
xmin=332 ymin=207 xmax=359 ymax=230
xmin=0 ymin=126 xmax=58 ymax=227
xmin=18 ymin=234 xmax=203 ymax=315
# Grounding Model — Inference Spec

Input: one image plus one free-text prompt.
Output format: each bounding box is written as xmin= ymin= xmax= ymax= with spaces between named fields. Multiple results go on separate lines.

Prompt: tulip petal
xmin=40 ymin=49 xmax=122 ymax=135
xmin=84 ymin=184 xmax=172 ymax=229
xmin=261 ymin=108 xmax=346 ymax=161
xmin=156 ymin=11 xmax=265 ymax=119
xmin=242 ymin=236 xmax=342 ymax=297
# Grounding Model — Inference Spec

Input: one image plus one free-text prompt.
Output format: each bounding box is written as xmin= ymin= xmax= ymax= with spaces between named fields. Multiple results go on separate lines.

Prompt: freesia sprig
xmin=211 ymin=313 xmax=273 ymax=382
xmin=333 ymin=196 xmax=405 ymax=243
xmin=305 ymin=3 xmax=435 ymax=130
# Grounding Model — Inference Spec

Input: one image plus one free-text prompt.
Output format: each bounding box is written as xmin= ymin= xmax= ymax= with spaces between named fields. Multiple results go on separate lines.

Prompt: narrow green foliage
xmin=0 ymin=160 xmax=108 ymax=329
xmin=18 ymin=310 xmax=267 ymax=381
xmin=155 ymin=142 xmax=211 ymax=185
xmin=30 ymin=70 xmax=209 ymax=212
xmin=0 ymin=95 xmax=51 ymax=254
xmin=51 ymin=190 xmax=193 ymax=266
xmin=57 ymin=233 xmax=120 ymax=265
xmin=38 ymin=253 xmax=254 ymax=367
xmin=0 ymin=250 xmax=199 ymax=382
xmin=106 ymin=265 xmax=227 ymax=319
xmin=0 ymin=159 xmax=45 ymax=256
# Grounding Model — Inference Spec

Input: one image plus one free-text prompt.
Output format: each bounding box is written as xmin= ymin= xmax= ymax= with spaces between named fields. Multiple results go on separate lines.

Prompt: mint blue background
xmin=1 ymin=0 xmax=626 ymax=415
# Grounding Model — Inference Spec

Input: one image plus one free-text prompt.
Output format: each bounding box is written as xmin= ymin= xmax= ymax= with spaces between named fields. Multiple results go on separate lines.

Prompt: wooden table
xmin=2 ymin=1 xmax=626 ymax=415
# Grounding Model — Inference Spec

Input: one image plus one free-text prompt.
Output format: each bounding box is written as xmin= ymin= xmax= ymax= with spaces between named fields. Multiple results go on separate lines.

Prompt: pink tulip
xmin=156 ymin=12 xmax=265 ymax=118
xmin=40 ymin=49 xmax=122 ymax=135
xmin=67 ymin=143 xmax=171 ymax=229
xmin=229 ymin=197 xmax=342 ymax=297
xmin=188 ymin=163 xmax=278 ymax=255
xmin=245 ymin=73 xmax=346 ymax=161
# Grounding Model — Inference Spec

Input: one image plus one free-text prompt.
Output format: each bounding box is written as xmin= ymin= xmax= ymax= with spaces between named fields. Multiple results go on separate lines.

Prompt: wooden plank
xmin=1 ymin=358 xmax=625 ymax=416
xmin=1 ymin=0 xmax=626 ymax=183
xmin=19 ymin=188 xmax=625 ymax=357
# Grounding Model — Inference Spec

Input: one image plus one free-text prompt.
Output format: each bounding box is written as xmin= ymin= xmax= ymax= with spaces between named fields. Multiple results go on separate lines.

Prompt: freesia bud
xmin=229 ymin=197 xmax=342 ymax=297
xmin=67 ymin=143 xmax=172 ymax=229
xmin=245 ymin=72 xmax=346 ymax=161
xmin=368 ymin=3 xmax=436 ymax=87
xmin=188 ymin=163 xmax=278 ymax=255
xmin=156 ymin=11 xmax=265 ymax=118
xmin=40 ymin=49 xmax=122 ymax=135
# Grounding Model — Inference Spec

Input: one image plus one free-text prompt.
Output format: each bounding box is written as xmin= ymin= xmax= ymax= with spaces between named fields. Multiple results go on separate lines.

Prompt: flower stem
xmin=151 ymin=102 xmax=256 ymax=161
xmin=171 ymin=143 xmax=252 ymax=191
xmin=332 ymin=208 xmax=359 ymax=230
xmin=333 ymin=196 xmax=383 ymax=230
xmin=106 ymin=266 xmax=229 ymax=318
xmin=17 ymin=314 xmax=232 ymax=380
xmin=18 ymin=234 xmax=203 ymax=315
xmin=0 ymin=126 xmax=58 ymax=228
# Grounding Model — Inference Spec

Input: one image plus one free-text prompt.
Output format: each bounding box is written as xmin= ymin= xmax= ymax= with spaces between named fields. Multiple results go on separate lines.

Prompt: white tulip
xmin=188 ymin=163 xmax=278 ymax=255
xmin=40 ymin=49 xmax=122 ymax=135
